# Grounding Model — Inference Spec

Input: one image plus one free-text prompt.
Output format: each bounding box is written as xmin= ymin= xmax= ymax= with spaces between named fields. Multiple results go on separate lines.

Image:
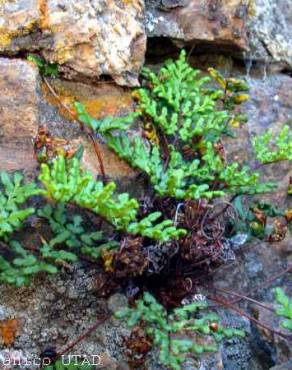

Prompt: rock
xmin=233 ymin=73 xmax=292 ymax=208
xmin=0 ymin=58 xmax=39 ymax=177
xmin=251 ymin=303 xmax=292 ymax=365
xmin=0 ymin=0 xmax=146 ymax=86
xmin=214 ymin=309 xmax=264 ymax=370
xmin=212 ymin=233 xmax=291 ymax=369
xmin=107 ymin=294 xmax=128 ymax=313
xmin=0 ymin=266 xmax=129 ymax=370
xmin=145 ymin=0 xmax=292 ymax=69
xmin=270 ymin=360 xmax=292 ymax=370
xmin=0 ymin=57 xmax=138 ymax=183
xmin=39 ymin=77 xmax=138 ymax=182
xmin=145 ymin=0 xmax=249 ymax=52
xmin=247 ymin=0 xmax=292 ymax=69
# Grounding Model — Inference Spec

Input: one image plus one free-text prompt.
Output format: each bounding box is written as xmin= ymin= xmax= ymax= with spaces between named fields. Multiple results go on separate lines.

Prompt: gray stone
xmin=270 ymin=360 xmax=292 ymax=370
xmin=247 ymin=0 xmax=292 ymax=69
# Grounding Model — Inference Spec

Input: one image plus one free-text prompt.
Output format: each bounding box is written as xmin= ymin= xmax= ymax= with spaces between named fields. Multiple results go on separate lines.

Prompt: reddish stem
xmin=43 ymin=77 xmax=106 ymax=183
xmin=209 ymin=295 xmax=292 ymax=340
xmin=214 ymin=287 xmax=275 ymax=313
xmin=57 ymin=314 xmax=110 ymax=357
xmin=230 ymin=266 xmax=292 ymax=305
xmin=40 ymin=314 xmax=110 ymax=368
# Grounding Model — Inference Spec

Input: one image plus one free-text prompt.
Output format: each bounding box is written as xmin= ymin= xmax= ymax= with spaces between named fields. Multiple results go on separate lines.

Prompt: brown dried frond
xmin=124 ymin=326 xmax=152 ymax=368
xmin=112 ymin=237 xmax=147 ymax=279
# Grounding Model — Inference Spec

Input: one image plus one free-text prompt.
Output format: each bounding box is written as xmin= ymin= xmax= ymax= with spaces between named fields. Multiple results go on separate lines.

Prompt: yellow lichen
xmin=38 ymin=0 xmax=50 ymax=30
xmin=55 ymin=47 xmax=72 ymax=64
xmin=0 ymin=29 xmax=12 ymax=48
xmin=0 ymin=21 xmax=37 ymax=48
xmin=243 ymin=0 xmax=257 ymax=17
xmin=121 ymin=0 xmax=143 ymax=12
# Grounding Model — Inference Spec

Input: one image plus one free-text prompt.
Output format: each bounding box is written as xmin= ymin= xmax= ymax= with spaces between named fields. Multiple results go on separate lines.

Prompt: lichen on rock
xmin=0 ymin=0 xmax=146 ymax=86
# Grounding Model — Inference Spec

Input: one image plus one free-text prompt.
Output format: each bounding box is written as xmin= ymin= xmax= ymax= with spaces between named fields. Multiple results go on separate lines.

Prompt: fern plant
xmin=38 ymin=204 xmax=118 ymax=260
xmin=0 ymin=171 xmax=58 ymax=286
xmin=38 ymin=155 xmax=185 ymax=242
xmin=27 ymin=54 xmax=59 ymax=77
xmin=0 ymin=172 xmax=40 ymax=240
xmin=0 ymin=240 xmax=57 ymax=286
xmin=1 ymin=51 xmax=291 ymax=289
xmin=0 ymin=154 xmax=185 ymax=286
xmin=75 ymin=50 xmax=287 ymax=200
xmin=252 ymin=125 xmax=292 ymax=164
xmin=274 ymin=287 xmax=292 ymax=332
xmin=115 ymin=292 xmax=244 ymax=370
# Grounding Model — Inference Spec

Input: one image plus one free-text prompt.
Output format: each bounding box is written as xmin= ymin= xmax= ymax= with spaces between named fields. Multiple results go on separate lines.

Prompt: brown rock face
xmin=39 ymin=78 xmax=137 ymax=181
xmin=0 ymin=58 xmax=39 ymax=176
xmin=225 ymin=73 xmax=292 ymax=208
xmin=0 ymin=57 xmax=137 ymax=182
xmin=0 ymin=0 xmax=146 ymax=86
xmin=145 ymin=0 xmax=249 ymax=52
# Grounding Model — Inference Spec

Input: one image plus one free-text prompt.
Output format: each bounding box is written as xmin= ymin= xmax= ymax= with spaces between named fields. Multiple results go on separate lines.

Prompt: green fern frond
xmin=275 ymin=287 xmax=292 ymax=332
xmin=38 ymin=204 xmax=118 ymax=259
xmin=0 ymin=172 xmax=40 ymax=240
xmin=75 ymin=50 xmax=278 ymax=201
xmin=0 ymin=241 xmax=57 ymax=286
xmin=39 ymin=155 xmax=185 ymax=241
xmin=115 ymin=292 xmax=245 ymax=370
xmin=252 ymin=125 xmax=292 ymax=164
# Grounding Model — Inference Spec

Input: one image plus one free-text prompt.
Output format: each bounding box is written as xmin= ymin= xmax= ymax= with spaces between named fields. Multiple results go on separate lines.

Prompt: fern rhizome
xmin=1 ymin=51 xmax=291 ymax=369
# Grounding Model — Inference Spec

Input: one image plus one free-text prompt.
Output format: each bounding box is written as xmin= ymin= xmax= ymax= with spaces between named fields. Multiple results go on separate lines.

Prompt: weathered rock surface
xmin=145 ymin=0 xmax=249 ymax=51
xmin=212 ymin=235 xmax=291 ymax=369
xmin=270 ymin=361 xmax=292 ymax=370
xmin=247 ymin=0 xmax=292 ymax=69
xmin=0 ymin=58 xmax=39 ymax=177
xmin=0 ymin=57 xmax=137 ymax=183
xmin=0 ymin=267 xmax=131 ymax=369
xmin=0 ymin=0 xmax=146 ymax=86
xmin=226 ymin=72 xmax=292 ymax=207
xmin=251 ymin=302 xmax=292 ymax=365
xmin=39 ymin=77 xmax=138 ymax=181
xmin=145 ymin=0 xmax=292 ymax=69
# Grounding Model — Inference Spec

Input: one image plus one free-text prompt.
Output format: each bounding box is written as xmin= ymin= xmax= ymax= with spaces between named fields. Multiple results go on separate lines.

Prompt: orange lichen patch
xmin=41 ymin=81 xmax=76 ymax=121
xmin=41 ymin=79 xmax=134 ymax=122
xmin=38 ymin=0 xmax=50 ymax=30
xmin=84 ymin=93 xmax=133 ymax=118
xmin=0 ymin=319 xmax=22 ymax=347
